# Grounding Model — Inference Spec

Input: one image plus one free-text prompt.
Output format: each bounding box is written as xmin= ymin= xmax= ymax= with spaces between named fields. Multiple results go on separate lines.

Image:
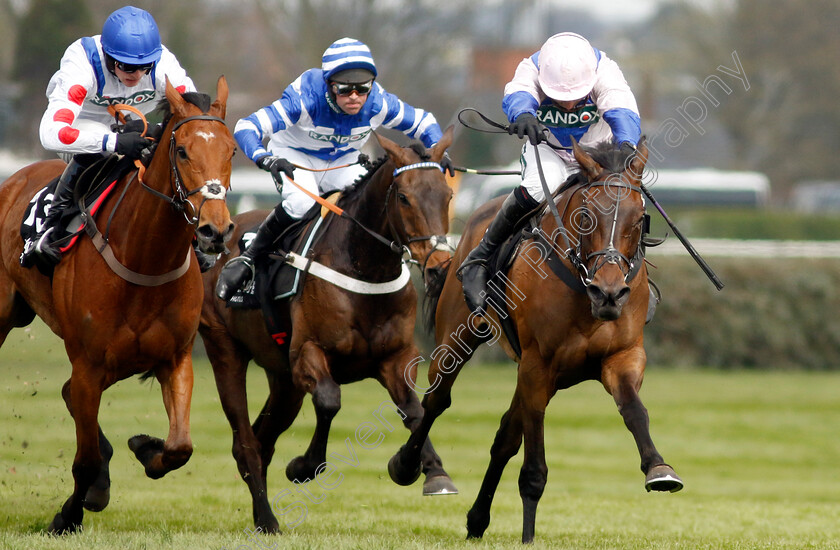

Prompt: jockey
xmin=216 ymin=37 xmax=454 ymax=301
xmin=20 ymin=5 xmax=198 ymax=270
xmin=459 ymin=32 xmax=642 ymax=314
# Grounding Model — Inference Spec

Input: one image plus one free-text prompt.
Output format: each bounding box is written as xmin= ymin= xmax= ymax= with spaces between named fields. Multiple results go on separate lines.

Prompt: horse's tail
xmin=422 ymin=262 xmax=450 ymax=334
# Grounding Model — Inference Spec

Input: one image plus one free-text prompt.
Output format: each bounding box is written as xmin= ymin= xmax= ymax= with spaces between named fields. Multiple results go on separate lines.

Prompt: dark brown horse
xmin=0 ymin=77 xmax=235 ymax=534
xmin=199 ymin=128 xmax=457 ymax=533
xmin=388 ymin=138 xmax=683 ymax=543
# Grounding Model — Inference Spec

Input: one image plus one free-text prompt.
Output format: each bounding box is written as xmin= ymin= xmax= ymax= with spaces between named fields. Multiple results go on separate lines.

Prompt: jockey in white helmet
xmin=459 ymin=32 xmax=642 ymax=315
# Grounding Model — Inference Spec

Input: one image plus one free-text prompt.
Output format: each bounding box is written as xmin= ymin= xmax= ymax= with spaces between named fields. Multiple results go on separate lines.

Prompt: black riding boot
xmin=20 ymin=157 xmax=85 ymax=269
xmin=458 ymin=189 xmax=537 ymax=314
xmin=215 ymin=207 xmax=295 ymax=301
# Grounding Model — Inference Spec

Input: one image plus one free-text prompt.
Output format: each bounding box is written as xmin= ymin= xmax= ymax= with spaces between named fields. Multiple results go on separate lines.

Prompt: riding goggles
xmin=331 ymin=80 xmax=374 ymax=96
xmin=115 ymin=60 xmax=155 ymax=74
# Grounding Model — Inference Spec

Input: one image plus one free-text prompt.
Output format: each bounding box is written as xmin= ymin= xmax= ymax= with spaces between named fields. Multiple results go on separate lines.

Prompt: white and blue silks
xmin=234 ymin=68 xmax=442 ymax=218
xmin=502 ymin=48 xmax=641 ymax=201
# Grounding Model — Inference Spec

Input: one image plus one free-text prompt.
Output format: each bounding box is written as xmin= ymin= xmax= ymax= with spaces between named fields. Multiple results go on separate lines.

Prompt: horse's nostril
xmin=615 ymin=286 xmax=631 ymax=303
xmin=586 ymin=285 xmax=606 ymax=303
xmin=195 ymin=225 xmax=214 ymax=240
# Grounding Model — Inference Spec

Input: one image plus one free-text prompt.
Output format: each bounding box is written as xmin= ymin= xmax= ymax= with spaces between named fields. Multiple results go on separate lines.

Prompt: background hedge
xmin=644 ymin=256 xmax=840 ymax=369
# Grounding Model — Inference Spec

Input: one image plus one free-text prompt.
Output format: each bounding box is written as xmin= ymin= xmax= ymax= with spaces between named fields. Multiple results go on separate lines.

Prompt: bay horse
xmin=0 ymin=77 xmax=235 ymax=534
xmin=388 ymin=138 xmax=683 ymax=543
xmin=198 ymin=127 xmax=457 ymax=533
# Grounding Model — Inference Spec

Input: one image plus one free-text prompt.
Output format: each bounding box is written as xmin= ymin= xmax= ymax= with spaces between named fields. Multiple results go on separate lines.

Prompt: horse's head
xmin=374 ymin=126 xmax=455 ymax=287
xmin=565 ymin=138 xmax=649 ymax=320
xmin=158 ymin=76 xmax=236 ymax=255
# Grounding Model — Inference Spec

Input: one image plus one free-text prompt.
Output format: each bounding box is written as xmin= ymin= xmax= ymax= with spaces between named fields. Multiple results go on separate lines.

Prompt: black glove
xmin=256 ymin=155 xmax=295 ymax=191
xmin=439 ymin=152 xmax=455 ymax=177
xmin=119 ymin=118 xmax=147 ymax=135
xmin=115 ymin=131 xmax=152 ymax=159
xmin=508 ymin=113 xmax=544 ymax=146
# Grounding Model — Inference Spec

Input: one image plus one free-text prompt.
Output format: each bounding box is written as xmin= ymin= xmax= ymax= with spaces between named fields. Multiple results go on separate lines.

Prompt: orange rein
xmin=106 ymin=103 xmax=150 ymax=183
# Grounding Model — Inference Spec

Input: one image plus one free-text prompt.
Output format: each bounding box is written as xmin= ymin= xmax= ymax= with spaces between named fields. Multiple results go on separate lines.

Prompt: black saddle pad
xmin=20 ymin=155 xmax=135 ymax=245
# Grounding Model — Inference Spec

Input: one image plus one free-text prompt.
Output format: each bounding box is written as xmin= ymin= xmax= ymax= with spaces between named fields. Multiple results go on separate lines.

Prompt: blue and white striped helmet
xmin=322 ymin=37 xmax=377 ymax=83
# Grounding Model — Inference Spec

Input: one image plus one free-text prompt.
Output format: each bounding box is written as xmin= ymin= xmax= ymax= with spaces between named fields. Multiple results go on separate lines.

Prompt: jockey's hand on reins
xmin=257 ymin=156 xmax=295 ymax=192
xmin=508 ymin=113 xmax=545 ymax=146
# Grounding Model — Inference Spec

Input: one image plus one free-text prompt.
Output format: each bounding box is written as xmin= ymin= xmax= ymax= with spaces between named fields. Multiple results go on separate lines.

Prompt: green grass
xmin=2 ymin=321 xmax=840 ymax=549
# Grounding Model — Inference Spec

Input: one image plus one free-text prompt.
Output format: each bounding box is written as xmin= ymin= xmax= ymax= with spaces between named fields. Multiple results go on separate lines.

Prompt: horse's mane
xmin=154 ymin=92 xmax=213 ymax=126
xmin=555 ymin=142 xmax=637 ymax=195
xmin=582 ymin=141 xmax=635 ymax=175
xmin=340 ymin=140 xmax=431 ymax=201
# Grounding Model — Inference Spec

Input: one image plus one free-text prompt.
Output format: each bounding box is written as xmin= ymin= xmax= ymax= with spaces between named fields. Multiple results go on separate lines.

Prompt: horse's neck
xmin=328 ymin=163 xmax=400 ymax=277
xmin=111 ymin=144 xmax=192 ymax=268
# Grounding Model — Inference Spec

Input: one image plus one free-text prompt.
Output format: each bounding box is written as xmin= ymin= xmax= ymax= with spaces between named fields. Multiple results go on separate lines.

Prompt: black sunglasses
xmin=331 ymin=80 xmax=373 ymax=96
xmin=115 ymin=60 xmax=154 ymax=74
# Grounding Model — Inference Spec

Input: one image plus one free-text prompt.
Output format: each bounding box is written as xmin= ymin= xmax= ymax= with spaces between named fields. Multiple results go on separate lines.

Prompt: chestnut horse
xmin=199 ymin=128 xmax=457 ymax=533
xmin=0 ymin=77 xmax=235 ymax=534
xmin=388 ymin=138 xmax=683 ymax=543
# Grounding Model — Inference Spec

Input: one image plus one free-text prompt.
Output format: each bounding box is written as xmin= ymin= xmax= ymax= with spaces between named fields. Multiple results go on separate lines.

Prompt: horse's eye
xmin=397 ymin=193 xmax=410 ymax=205
xmin=177 ymin=146 xmax=188 ymax=161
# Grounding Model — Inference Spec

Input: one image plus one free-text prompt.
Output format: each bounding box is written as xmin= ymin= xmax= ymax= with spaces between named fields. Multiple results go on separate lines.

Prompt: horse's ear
xmin=373 ymin=131 xmax=411 ymax=164
xmin=210 ymin=75 xmax=228 ymax=119
xmin=165 ymin=76 xmax=188 ymax=118
xmin=430 ymin=125 xmax=455 ymax=162
xmin=626 ymin=136 xmax=648 ymax=181
xmin=571 ymin=136 xmax=602 ymax=180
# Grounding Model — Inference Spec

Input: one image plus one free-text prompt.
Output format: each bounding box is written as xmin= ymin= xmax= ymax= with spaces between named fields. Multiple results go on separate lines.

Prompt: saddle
xmin=20 ymin=155 xmax=135 ymax=258
xmin=226 ymin=193 xmax=340 ymax=348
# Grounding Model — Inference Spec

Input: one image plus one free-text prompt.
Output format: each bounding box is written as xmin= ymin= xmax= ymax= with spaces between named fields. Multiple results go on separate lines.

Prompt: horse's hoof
xmin=388 ymin=451 xmax=421 ymax=486
xmin=645 ymin=464 xmax=684 ymax=493
xmin=47 ymin=512 xmax=81 ymax=535
xmin=83 ymin=484 xmax=110 ymax=512
xmin=423 ymin=474 xmax=458 ymax=496
xmin=128 ymin=434 xmax=166 ymax=479
xmin=465 ymin=507 xmax=489 ymax=540
xmin=84 ymin=435 xmax=112 ymax=511
xmin=285 ymin=455 xmax=315 ymax=483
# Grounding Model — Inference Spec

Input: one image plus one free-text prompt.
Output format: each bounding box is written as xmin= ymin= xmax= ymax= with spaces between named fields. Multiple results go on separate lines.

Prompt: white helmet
xmin=538 ymin=32 xmax=598 ymax=101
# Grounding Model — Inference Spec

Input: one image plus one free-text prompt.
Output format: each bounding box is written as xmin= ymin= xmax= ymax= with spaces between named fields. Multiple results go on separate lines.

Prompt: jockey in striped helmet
xmin=216 ymin=37 xmax=454 ymax=301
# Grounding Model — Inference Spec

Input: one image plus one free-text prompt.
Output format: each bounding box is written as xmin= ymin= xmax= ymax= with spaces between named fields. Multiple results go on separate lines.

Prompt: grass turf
xmin=1 ymin=321 xmax=840 ymax=549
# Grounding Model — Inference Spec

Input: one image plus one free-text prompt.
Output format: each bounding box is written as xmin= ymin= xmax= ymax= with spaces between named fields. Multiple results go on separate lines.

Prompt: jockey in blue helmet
xmin=21 ymin=6 xmax=197 ymax=271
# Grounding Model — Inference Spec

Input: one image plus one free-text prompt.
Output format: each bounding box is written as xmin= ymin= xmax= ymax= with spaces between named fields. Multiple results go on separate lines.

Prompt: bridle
xmin=89 ymin=111 xmax=231 ymax=287
xmin=138 ymin=114 xmax=230 ymax=225
xmin=385 ymin=162 xmax=455 ymax=272
xmin=557 ymin=177 xmax=646 ymax=287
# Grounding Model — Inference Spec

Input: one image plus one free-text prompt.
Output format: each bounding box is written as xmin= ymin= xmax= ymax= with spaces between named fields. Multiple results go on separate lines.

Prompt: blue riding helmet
xmin=101 ymin=6 xmax=162 ymax=65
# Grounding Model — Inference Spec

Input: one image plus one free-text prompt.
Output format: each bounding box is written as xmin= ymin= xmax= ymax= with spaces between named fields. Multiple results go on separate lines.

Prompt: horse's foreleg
xmin=286 ymin=341 xmax=339 ymax=483
xmin=389 ymin=324 xmax=476 ymax=488
xmin=205 ymin=339 xmax=284 ymax=535
xmin=380 ymin=350 xmax=457 ymax=496
xmin=466 ymin=394 xmax=525 ymax=540
xmin=603 ymin=356 xmax=683 ymax=493
xmin=59 ymin=380 xmax=113 ymax=512
xmin=252 ymin=368 xmax=305 ymax=478
xmin=48 ymin=372 xmax=104 ymax=534
xmin=129 ymin=351 xmax=193 ymax=479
